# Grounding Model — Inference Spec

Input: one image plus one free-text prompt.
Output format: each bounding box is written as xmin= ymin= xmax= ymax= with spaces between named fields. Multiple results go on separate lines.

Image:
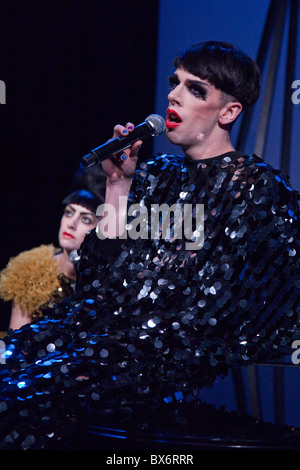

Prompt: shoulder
xmin=243 ymin=154 xmax=293 ymax=186
xmin=222 ymin=154 xmax=299 ymax=211
xmin=244 ymin=155 xmax=299 ymax=207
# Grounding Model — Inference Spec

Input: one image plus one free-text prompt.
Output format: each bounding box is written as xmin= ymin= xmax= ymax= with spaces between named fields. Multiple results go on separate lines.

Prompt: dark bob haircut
xmin=173 ymin=41 xmax=261 ymax=109
xmin=62 ymin=189 xmax=103 ymax=214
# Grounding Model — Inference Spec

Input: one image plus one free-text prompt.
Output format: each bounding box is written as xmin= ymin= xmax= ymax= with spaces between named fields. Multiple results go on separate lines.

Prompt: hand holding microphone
xmin=100 ymin=121 xmax=143 ymax=183
xmin=81 ymin=114 xmax=166 ymax=168
xmin=82 ymin=115 xmax=165 ymax=238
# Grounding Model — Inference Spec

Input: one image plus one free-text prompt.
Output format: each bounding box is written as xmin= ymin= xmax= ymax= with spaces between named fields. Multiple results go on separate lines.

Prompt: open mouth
xmin=166 ymin=108 xmax=183 ymax=129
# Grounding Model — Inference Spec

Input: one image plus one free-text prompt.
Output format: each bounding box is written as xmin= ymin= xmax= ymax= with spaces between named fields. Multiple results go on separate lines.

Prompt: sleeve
xmin=75 ymin=156 xmax=164 ymax=291
xmin=77 ymin=229 xmax=123 ymax=269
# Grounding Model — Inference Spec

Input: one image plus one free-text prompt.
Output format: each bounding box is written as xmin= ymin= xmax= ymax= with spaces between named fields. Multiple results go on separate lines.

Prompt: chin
xmin=59 ymin=239 xmax=75 ymax=252
xmin=166 ymin=130 xmax=179 ymax=144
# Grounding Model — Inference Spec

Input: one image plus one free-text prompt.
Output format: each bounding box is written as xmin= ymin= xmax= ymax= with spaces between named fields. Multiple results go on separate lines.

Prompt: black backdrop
xmin=0 ymin=0 xmax=159 ymax=328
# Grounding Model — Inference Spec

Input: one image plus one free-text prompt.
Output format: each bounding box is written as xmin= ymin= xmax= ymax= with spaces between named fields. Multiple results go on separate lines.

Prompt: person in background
xmin=0 ymin=165 xmax=105 ymax=331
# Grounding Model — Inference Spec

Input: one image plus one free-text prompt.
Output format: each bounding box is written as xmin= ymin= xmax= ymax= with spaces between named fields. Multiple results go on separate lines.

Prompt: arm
xmin=9 ymin=301 xmax=31 ymax=330
xmin=100 ymin=122 xmax=142 ymax=238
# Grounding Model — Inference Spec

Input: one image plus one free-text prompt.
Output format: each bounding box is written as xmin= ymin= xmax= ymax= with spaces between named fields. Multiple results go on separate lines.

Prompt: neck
xmin=183 ymin=129 xmax=235 ymax=161
xmin=184 ymin=144 xmax=235 ymax=161
xmin=55 ymin=249 xmax=76 ymax=280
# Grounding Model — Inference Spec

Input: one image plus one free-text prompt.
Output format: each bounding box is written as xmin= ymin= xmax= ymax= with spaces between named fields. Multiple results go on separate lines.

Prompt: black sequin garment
xmin=0 ymin=152 xmax=299 ymax=449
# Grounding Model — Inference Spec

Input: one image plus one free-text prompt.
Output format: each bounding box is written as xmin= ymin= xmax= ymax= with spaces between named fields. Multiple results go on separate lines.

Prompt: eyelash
xmin=168 ymin=75 xmax=179 ymax=90
xmin=64 ymin=209 xmax=73 ymax=217
xmin=168 ymin=76 xmax=207 ymax=100
xmin=64 ymin=209 xmax=93 ymax=224
xmin=82 ymin=217 xmax=93 ymax=224
xmin=189 ymin=84 xmax=207 ymax=100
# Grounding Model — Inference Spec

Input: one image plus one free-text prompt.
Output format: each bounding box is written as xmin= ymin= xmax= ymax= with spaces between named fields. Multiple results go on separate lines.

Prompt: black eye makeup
xmin=168 ymin=74 xmax=208 ymax=100
xmin=187 ymin=81 xmax=208 ymax=100
xmin=168 ymin=74 xmax=179 ymax=90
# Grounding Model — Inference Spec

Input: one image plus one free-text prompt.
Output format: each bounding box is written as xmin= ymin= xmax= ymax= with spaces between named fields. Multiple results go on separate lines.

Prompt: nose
xmin=67 ymin=215 xmax=78 ymax=230
xmin=168 ymin=85 xmax=182 ymax=106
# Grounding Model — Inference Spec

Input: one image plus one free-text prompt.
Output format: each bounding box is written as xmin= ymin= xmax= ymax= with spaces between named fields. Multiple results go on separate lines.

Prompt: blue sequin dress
xmin=0 ymin=152 xmax=299 ymax=449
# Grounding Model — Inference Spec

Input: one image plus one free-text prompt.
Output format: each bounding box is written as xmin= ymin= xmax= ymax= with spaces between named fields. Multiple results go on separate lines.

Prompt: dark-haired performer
xmin=0 ymin=41 xmax=299 ymax=450
xmin=0 ymin=189 xmax=102 ymax=330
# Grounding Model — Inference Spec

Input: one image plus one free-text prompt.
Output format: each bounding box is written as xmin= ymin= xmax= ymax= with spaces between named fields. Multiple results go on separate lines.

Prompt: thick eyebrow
xmin=170 ymin=72 xmax=212 ymax=88
xmin=67 ymin=204 xmax=94 ymax=217
xmin=186 ymin=78 xmax=211 ymax=88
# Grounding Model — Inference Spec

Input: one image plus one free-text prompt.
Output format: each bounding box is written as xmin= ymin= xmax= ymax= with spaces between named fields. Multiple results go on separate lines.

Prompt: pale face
xmin=58 ymin=203 xmax=99 ymax=253
xmin=166 ymin=68 xmax=236 ymax=159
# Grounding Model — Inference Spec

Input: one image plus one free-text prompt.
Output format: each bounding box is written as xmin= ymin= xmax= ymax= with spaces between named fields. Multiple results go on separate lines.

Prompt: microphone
xmin=81 ymin=114 xmax=166 ymax=168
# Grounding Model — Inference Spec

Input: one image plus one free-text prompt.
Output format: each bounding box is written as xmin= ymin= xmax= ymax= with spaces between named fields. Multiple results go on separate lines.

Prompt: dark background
xmin=0 ymin=0 xmax=159 ymax=328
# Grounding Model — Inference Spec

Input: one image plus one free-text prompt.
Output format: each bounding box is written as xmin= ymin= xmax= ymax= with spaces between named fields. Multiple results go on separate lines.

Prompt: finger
xmin=126 ymin=122 xmax=134 ymax=132
xmin=113 ymin=152 xmax=129 ymax=162
xmin=131 ymin=139 xmax=143 ymax=157
xmin=111 ymin=122 xmax=141 ymax=161
xmin=113 ymin=124 xmax=128 ymax=138
xmin=114 ymin=141 xmax=142 ymax=161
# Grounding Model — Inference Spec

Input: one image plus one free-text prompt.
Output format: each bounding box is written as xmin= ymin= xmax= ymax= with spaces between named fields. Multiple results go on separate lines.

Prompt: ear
xmin=219 ymin=101 xmax=243 ymax=126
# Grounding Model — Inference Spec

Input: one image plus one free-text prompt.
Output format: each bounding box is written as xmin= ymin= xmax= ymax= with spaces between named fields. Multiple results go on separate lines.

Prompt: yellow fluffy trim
xmin=0 ymin=244 xmax=60 ymax=315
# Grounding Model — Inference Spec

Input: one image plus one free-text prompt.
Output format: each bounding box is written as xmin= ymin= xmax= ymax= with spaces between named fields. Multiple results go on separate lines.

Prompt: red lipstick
xmin=63 ymin=231 xmax=75 ymax=240
xmin=166 ymin=108 xmax=182 ymax=129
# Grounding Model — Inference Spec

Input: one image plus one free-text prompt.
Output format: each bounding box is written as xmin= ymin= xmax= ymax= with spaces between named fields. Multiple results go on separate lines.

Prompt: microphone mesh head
xmin=145 ymin=114 xmax=166 ymax=135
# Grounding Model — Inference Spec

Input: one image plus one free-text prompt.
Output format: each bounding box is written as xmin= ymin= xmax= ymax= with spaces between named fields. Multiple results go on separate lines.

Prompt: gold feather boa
xmin=0 ymin=244 xmax=60 ymax=317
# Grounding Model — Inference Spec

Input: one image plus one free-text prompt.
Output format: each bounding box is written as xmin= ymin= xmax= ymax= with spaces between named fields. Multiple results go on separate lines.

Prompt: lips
xmin=63 ymin=232 xmax=75 ymax=240
xmin=166 ymin=108 xmax=183 ymax=129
